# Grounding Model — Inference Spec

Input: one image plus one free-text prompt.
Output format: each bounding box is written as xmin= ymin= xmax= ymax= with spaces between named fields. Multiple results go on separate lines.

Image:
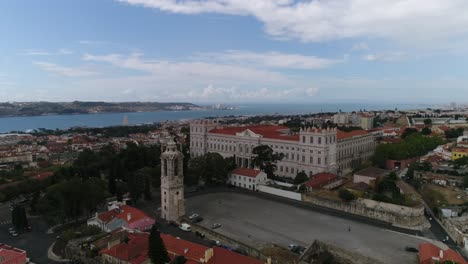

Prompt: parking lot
xmin=186 ymin=192 xmax=426 ymax=264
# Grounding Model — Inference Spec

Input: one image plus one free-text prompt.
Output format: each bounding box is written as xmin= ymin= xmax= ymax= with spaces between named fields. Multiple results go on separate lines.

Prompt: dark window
xmin=174 ymin=158 xmax=179 ymax=176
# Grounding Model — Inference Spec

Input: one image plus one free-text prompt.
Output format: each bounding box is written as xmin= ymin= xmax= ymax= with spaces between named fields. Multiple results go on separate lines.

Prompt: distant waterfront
xmin=0 ymin=103 xmax=430 ymax=133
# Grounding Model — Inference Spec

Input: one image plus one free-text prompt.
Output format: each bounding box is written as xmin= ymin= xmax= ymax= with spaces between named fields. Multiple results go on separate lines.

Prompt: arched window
xmin=163 ymin=159 xmax=168 ymax=176
xmin=174 ymin=158 xmax=179 ymax=176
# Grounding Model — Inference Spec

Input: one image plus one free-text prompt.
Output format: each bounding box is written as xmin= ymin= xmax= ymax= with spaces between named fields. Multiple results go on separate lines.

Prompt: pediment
xmin=236 ymin=129 xmax=261 ymax=138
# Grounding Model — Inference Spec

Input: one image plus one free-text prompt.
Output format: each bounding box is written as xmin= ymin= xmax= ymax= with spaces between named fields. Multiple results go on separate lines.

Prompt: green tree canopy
xmin=339 ymin=189 xmax=356 ymax=202
xmin=148 ymin=225 xmax=170 ymax=264
xmin=294 ymin=171 xmax=309 ymax=185
xmin=188 ymin=153 xmax=235 ymax=185
xmin=252 ymin=145 xmax=284 ymax=178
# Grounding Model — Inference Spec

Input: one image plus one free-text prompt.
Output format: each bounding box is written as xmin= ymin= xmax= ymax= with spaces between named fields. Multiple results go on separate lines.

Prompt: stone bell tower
xmin=160 ymin=138 xmax=185 ymax=222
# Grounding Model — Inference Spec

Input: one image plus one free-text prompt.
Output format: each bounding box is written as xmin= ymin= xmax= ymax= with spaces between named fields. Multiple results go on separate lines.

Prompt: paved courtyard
xmin=186 ymin=192 xmax=426 ymax=264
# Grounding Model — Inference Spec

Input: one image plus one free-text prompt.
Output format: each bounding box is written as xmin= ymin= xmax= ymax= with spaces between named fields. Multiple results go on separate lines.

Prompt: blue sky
xmin=1 ymin=0 xmax=468 ymax=104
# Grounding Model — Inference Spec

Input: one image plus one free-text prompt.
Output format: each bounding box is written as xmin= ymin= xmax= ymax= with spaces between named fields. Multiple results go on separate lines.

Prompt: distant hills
xmin=0 ymin=101 xmax=200 ymax=118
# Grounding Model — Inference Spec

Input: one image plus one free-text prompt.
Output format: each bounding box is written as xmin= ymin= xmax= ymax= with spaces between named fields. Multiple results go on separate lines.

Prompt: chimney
xmin=439 ymin=249 xmax=444 ymax=259
xmin=127 ymin=213 xmax=131 ymax=222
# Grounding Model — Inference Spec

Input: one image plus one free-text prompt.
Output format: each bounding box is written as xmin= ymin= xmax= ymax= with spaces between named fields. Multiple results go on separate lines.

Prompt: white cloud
xmin=118 ymin=0 xmax=468 ymax=46
xmin=352 ymin=42 xmax=369 ymax=51
xmin=196 ymin=50 xmax=339 ymax=69
xmin=23 ymin=49 xmax=73 ymax=56
xmin=364 ymin=54 xmax=378 ymax=61
xmin=33 ymin=62 xmax=99 ymax=77
xmin=363 ymin=52 xmax=406 ymax=62
xmin=306 ymin=87 xmax=319 ymax=96
xmin=83 ymin=52 xmax=286 ymax=82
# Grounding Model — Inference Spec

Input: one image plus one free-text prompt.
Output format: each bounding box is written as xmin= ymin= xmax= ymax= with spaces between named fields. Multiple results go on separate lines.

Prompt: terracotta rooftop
xmin=304 ymin=173 xmax=338 ymax=189
xmin=207 ymin=247 xmax=265 ymax=264
xmin=161 ymin=233 xmax=209 ymax=262
xmin=97 ymin=205 xmax=154 ymax=225
xmin=337 ymin=130 xmax=369 ymax=140
xmin=418 ymin=243 xmax=467 ymax=264
xmin=230 ymin=168 xmax=263 ymax=178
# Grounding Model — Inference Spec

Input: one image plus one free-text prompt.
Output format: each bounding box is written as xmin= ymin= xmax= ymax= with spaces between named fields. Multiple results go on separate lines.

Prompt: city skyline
xmin=1 ymin=0 xmax=468 ymax=103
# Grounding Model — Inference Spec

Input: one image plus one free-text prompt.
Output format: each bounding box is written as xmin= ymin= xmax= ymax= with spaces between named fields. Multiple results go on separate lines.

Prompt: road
xmin=186 ymin=192 xmax=428 ymax=264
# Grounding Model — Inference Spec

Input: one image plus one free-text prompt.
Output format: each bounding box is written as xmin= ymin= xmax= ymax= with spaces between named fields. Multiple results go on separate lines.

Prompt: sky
xmin=1 ymin=0 xmax=468 ymax=104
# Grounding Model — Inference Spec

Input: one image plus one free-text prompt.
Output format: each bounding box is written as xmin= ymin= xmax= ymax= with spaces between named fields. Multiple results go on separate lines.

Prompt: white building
xmin=227 ymin=168 xmax=267 ymax=191
xmin=190 ymin=121 xmax=376 ymax=176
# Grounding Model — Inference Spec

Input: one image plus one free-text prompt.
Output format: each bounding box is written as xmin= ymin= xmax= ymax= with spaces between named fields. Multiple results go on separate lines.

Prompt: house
xmin=304 ymin=173 xmax=339 ymax=191
xmin=227 ymin=168 xmax=267 ymax=191
xmin=87 ymin=205 xmax=155 ymax=232
xmin=100 ymin=233 xmax=149 ymax=264
xmin=418 ymin=243 xmax=467 ymax=264
xmin=452 ymin=148 xmax=468 ymax=160
xmin=353 ymin=167 xmax=389 ymax=186
xmin=100 ymin=232 xmax=266 ymax=264
xmin=206 ymin=247 xmax=264 ymax=264
xmin=0 ymin=244 xmax=28 ymax=264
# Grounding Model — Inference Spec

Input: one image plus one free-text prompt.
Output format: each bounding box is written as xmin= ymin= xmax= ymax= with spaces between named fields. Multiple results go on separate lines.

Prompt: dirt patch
xmin=424 ymin=184 xmax=468 ymax=205
xmin=261 ymin=245 xmax=298 ymax=264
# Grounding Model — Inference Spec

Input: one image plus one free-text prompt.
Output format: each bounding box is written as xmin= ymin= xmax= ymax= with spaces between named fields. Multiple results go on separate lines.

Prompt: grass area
xmin=421 ymin=185 xmax=449 ymax=210
xmin=310 ymin=190 xmax=342 ymax=202
xmin=423 ymin=184 xmax=468 ymax=205
xmin=261 ymin=245 xmax=298 ymax=264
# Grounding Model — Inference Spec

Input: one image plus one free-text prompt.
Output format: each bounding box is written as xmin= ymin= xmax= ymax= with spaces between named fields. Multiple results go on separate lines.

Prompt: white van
xmin=179 ymin=223 xmax=191 ymax=232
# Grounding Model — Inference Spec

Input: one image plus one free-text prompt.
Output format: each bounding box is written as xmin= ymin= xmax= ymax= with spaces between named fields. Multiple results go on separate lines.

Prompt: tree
xmin=339 ymin=189 xmax=356 ymax=202
xmin=421 ymin=127 xmax=432 ymax=135
xmin=401 ymin=128 xmax=418 ymax=139
xmin=172 ymin=256 xmax=187 ymax=264
xmin=148 ymin=225 xmax=170 ymax=264
xmin=188 ymin=153 xmax=234 ymax=185
xmin=12 ymin=205 xmax=28 ymax=230
xmin=252 ymin=145 xmax=284 ymax=178
xmin=423 ymin=118 xmax=432 ymax=126
xmin=294 ymin=171 xmax=309 ymax=185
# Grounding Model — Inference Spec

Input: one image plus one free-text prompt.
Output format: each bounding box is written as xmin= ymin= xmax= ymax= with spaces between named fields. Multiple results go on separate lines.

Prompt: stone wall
xmin=258 ymin=184 xmax=301 ymax=201
xmin=189 ymin=222 xmax=269 ymax=263
xmin=302 ymin=195 xmax=425 ymax=229
xmin=299 ymin=240 xmax=386 ymax=264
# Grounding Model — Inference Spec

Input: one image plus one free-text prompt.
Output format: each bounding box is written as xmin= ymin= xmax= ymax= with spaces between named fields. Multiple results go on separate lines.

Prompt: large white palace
xmin=190 ymin=120 xmax=376 ymax=177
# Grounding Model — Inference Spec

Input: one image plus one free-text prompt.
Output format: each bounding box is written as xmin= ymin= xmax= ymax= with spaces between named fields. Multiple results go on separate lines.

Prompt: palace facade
xmin=190 ymin=120 xmax=375 ymax=177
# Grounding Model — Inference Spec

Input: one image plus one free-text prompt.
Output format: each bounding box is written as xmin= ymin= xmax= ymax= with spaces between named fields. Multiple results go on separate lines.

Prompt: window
xmin=302 ymin=136 xmax=306 ymax=143
xmin=318 ymin=137 xmax=322 ymax=144
xmin=280 ymin=166 xmax=283 ymax=172
xmin=286 ymin=167 xmax=289 ymax=173
xmin=318 ymin=157 xmax=321 ymax=164
xmin=292 ymin=153 xmax=295 ymax=160
xmin=310 ymin=157 xmax=313 ymax=163
xmin=174 ymin=158 xmax=179 ymax=176
xmin=302 ymin=156 xmax=305 ymax=162
xmin=310 ymin=136 xmax=314 ymax=144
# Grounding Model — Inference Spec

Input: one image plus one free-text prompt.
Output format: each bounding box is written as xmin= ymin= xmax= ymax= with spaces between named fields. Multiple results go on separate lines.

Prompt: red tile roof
xmin=100 ymin=233 xmax=148 ymax=264
xmin=419 ymin=243 xmax=467 ymax=264
xmin=161 ymin=234 xmax=209 ymax=262
xmin=207 ymin=247 xmax=264 ymax=264
xmin=97 ymin=205 xmax=154 ymax=225
xmin=230 ymin=168 xmax=263 ymax=178
xmin=33 ymin=172 xmax=54 ymax=180
xmin=337 ymin=130 xmax=369 ymax=140
xmin=209 ymin=125 xmax=299 ymax=141
xmin=304 ymin=173 xmax=338 ymax=189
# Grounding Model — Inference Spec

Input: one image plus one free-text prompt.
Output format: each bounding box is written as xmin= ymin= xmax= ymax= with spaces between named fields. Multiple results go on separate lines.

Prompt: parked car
xmin=179 ymin=223 xmax=191 ymax=232
xmin=191 ymin=216 xmax=204 ymax=223
xmin=288 ymin=244 xmax=306 ymax=254
xmin=404 ymin=246 xmax=418 ymax=253
xmin=210 ymin=240 xmax=221 ymax=246
xmin=211 ymin=223 xmax=221 ymax=229
xmin=195 ymin=231 xmax=205 ymax=239
xmin=189 ymin=214 xmax=199 ymax=220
